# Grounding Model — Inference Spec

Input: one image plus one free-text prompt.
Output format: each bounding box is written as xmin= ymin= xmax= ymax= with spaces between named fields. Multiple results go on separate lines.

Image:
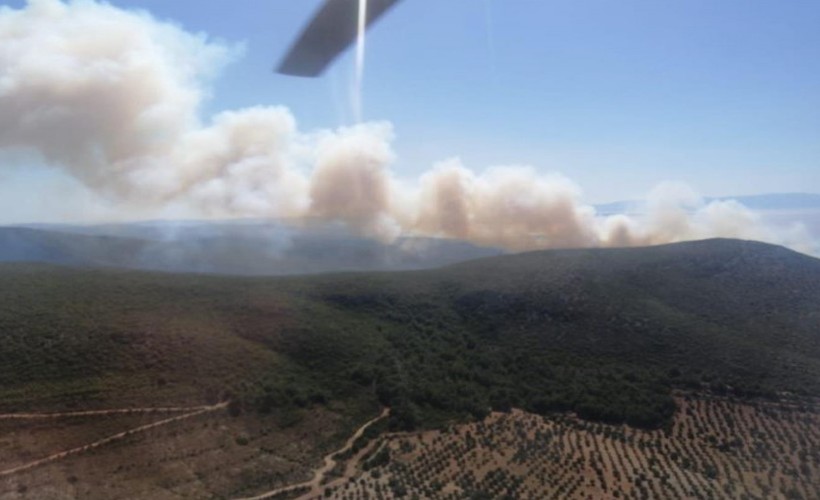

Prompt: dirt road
xmin=0 ymin=402 xmax=228 ymax=478
xmin=235 ymin=407 xmax=389 ymax=500
xmin=0 ymin=405 xmax=222 ymax=420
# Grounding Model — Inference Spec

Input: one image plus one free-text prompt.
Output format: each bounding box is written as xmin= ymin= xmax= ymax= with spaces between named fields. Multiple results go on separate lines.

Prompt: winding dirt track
xmin=0 ymin=402 xmax=228 ymax=478
xmin=235 ymin=408 xmax=389 ymax=500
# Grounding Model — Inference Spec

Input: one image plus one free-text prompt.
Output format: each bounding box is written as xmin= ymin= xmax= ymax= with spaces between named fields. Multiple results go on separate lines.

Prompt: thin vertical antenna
xmin=354 ymin=0 xmax=368 ymax=123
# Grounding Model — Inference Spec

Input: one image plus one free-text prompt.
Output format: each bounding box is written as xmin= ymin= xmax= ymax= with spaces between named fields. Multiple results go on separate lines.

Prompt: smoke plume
xmin=0 ymin=0 xmax=813 ymax=254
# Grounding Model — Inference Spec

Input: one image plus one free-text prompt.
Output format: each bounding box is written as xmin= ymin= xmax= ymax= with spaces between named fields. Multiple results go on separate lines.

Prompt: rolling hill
xmin=1 ymin=238 xmax=818 ymax=429
xmin=1 ymin=237 xmax=819 ymax=498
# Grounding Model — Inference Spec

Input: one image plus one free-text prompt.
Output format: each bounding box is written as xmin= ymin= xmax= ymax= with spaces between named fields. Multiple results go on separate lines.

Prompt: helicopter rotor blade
xmin=277 ymin=0 xmax=403 ymax=77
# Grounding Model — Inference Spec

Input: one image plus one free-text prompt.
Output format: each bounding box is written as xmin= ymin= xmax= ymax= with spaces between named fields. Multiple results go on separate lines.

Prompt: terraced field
xmin=329 ymin=395 xmax=819 ymax=499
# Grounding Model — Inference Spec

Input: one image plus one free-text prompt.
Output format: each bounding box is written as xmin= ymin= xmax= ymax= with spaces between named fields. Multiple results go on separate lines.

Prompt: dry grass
xmin=0 ymin=406 xmax=357 ymax=499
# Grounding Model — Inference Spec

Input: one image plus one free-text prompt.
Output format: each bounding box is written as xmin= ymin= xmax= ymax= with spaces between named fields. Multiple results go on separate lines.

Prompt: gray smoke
xmin=0 ymin=0 xmax=814 ymax=254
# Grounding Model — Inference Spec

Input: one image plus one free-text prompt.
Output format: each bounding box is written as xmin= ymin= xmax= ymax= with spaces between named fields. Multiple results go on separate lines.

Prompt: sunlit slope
xmin=0 ymin=263 xmax=385 ymax=414
xmin=1 ymin=238 xmax=818 ymax=429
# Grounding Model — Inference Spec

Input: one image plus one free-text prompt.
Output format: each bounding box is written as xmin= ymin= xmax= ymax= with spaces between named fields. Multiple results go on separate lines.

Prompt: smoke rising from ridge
xmin=0 ymin=0 xmax=814 ymax=254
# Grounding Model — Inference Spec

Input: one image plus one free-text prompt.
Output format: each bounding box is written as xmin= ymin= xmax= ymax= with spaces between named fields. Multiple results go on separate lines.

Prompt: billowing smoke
xmin=0 ymin=0 xmax=813 ymax=254
xmin=601 ymin=183 xmax=773 ymax=247
xmin=308 ymin=123 xmax=400 ymax=241
xmin=415 ymin=161 xmax=598 ymax=251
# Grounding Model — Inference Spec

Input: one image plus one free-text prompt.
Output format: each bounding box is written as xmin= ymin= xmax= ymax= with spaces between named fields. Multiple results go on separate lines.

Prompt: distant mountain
xmin=715 ymin=193 xmax=820 ymax=210
xmin=595 ymin=192 xmax=820 ymax=214
xmin=0 ymin=222 xmax=503 ymax=275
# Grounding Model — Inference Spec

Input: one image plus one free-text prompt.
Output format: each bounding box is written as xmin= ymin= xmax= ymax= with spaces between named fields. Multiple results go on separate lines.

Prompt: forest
xmin=0 ymin=238 xmax=818 ymax=432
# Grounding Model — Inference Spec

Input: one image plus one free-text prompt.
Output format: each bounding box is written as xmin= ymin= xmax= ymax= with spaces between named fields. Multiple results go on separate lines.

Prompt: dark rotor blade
xmin=277 ymin=0 xmax=402 ymax=77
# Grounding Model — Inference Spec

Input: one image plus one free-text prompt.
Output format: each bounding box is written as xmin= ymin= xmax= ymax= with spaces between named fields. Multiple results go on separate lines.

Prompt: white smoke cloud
xmin=308 ymin=122 xmax=400 ymax=241
xmin=0 ymin=0 xmax=814 ymax=254
xmin=0 ymin=0 xmax=235 ymax=192
xmin=414 ymin=160 xmax=597 ymax=250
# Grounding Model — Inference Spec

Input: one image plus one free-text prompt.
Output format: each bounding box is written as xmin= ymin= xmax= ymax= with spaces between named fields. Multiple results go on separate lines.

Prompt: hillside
xmin=1 ymin=238 xmax=819 ymax=498
xmin=1 ymin=238 xmax=818 ymax=430
xmin=285 ymin=238 xmax=820 ymax=428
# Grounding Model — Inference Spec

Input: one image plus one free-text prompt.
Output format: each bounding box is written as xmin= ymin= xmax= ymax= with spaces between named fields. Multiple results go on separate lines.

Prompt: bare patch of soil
xmin=0 ymin=404 xmax=355 ymax=499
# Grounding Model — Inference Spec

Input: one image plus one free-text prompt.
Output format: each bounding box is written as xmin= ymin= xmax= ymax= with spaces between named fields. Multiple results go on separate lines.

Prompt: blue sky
xmin=3 ymin=0 xmax=818 ymax=203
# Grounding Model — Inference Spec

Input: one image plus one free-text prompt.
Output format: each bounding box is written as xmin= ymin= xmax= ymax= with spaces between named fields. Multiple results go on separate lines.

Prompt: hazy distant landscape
xmin=0 ymin=222 xmax=502 ymax=276
xmin=595 ymin=193 xmax=820 ymax=215
xmin=2 ymin=193 xmax=819 ymax=279
xmin=599 ymin=193 xmax=820 ymax=249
